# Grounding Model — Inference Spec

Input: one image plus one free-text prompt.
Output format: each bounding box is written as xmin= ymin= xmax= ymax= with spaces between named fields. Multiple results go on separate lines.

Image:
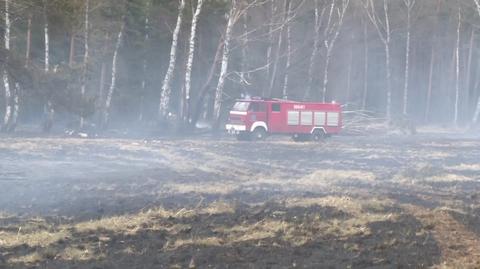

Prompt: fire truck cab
xmin=226 ymin=98 xmax=342 ymax=141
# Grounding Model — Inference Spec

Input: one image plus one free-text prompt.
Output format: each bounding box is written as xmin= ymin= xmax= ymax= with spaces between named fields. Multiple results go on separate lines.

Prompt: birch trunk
xmin=184 ymin=0 xmax=204 ymax=122
xmin=264 ymin=0 xmax=276 ymax=97
xmin=98 ymin=62 xmax=106 ymax=109
xmin=213 ymin=0 xmax=236 ymax=121
xmin=384 ymin=0 xmax=392 ymax=120
xmin=69 ymin=33 xmax=75 ymax=68
xmin=139 ymin=1 xmax=151 ymax=122
xmin=43 ymin=0 xmax=55 ymax=132
xmin=346 ymin=35 xmax=353 ymax=104
xmin=425 ymin=0 xmax=441 ymax=122
xmin=44 ymin=0 xmax=50 ymax=73
xmin=402 ymin=0 xmax=415 ymax=115
xmin=465 ymin=29 xmax=475 ymax=113
xmin=281 ymin=0 xmax=292 ymax=99
xmin=267 ymin=0 xmax=288 ymax=98
xmin=454 ymin=8 xmax=461 ymax=126
xmin=159 ymin=0 xmax=186 ymax=119
xmin=473 ymin=0 xmax=480 ymax=124
xmin=191 ymin=39 xmax=223 ymax=128
xmin=240 ymin=5 xmax=249 ymax=87
xmin=425 ymin=46 xmax=435 ymax=122
xmin=321 ymin=0 xmax=349 ymax=102
xmin=25 ymin=14 xmax=32 ymax=68
xmin=103 ymin=25 xmax=124 ymax=127
xmin=80 ymin=0 xmax=90 ymax=129
xmin=363 ymin=0 xmax=392 ymax=120
xmin=9 ymin=83 xmax=19 ymax=132
xmin=2 ymin=0 xmax=11 ymax=130
xmin=304 ymin=0 xmax=323 ymax=100
xmin=362 ymin=18 xmax=368 ymax=110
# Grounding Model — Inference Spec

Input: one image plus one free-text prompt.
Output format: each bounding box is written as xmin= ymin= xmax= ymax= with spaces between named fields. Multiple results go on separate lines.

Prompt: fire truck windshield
xmin=233 ymin=102 xmax=250 ymax=112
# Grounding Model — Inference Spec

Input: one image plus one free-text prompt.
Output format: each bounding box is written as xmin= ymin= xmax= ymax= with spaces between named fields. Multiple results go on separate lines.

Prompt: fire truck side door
xmin=248 ymin=102 xmax=267 ymax=130
xmin=268 ymin=103 xmax=283 ymax=133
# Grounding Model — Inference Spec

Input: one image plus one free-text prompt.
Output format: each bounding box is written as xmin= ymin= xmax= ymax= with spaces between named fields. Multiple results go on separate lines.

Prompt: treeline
xmin=1 ymin=0 xmax=480 ymax=133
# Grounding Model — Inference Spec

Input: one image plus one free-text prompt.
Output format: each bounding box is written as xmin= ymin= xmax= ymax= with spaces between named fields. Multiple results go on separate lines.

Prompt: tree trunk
xmin=139 ymin=1 xmax=151 ymax=122
xmin=465 ymin=28 xmax=475 ymax=117
xmin=80 ymin=0 xmax=90 ymax=130
xmin=69 ymin=33 xmax=75 ymax=68
xmin=402 ymin=0 xmax=415 ymax=116
xmin=44 ymin=0 xmax=50 ymax=73
xmin=346 ymin=35 xmax=353 ymax=104
xmin=362 ymin=18 xmax=368 ymax=110
xmin=43 ymin=0 xmax=54 ymax=132
xmin=2 ymin=0 xmax=11 ymax=131
xmin=472 ymin=0 xmax=480 ymax=125
xmin=454 ymin=8 xmax=461 ymax=126
xmin=8 ymin=82 xmax=19 ymax=132
xmin=190 ymin=39 xmax=223 ymax=129
xmin=267 ymin=0 xmax=288 ymax=98
xmin=103 ymin=24 xmax=124 ymax=127
xmin=184 ymin=0 xmax=204 ymax=123
xmin=281 ymin=0 xmax=292 ymax=99
xmin=384 ymin=0 xmax=392 ymax=120
xmin=25 ymin=13 xmax=32 ymax=68
xmin=321 ymin=0 xmax=349 ymax=102
xmin=304 ymin=0 xmax=323 ymax=100
xmin=264 ymin=0 xmax=276 ymax=97
xmin=98 ymin=62 xmax=106 ymax=111
xmin=240 ymin=5 xmax=249 ymax=89
xmin=159 ymin=0 xmax=186 ymax=119
xmin=425 ymin=46 xmax=435 ymax=122
xmin=213 ymin=0 xmax=236 ymax=122
xmin=363 ymin=0 xmax=392 ymax=119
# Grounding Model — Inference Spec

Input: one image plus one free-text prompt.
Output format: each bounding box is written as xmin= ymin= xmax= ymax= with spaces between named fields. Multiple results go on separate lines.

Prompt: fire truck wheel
xmin=251 ymin=128 xmax=267 ymax=141
xmin=311 ymin=129 xmax=326 ymax=142
xmin=236 ymin=132 xmax=251 ymax=141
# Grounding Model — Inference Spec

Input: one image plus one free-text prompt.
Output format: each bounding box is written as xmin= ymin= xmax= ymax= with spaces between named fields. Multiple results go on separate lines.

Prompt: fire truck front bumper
xmin=226 ymin=124 xmax=247 ymax=134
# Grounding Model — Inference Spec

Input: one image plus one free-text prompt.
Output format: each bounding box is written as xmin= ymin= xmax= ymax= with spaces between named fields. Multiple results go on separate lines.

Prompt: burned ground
xmin=0 ymin=133 xmax=480 ymax=268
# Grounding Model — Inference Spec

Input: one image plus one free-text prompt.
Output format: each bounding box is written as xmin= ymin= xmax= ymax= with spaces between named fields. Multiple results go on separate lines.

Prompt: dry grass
xmin=296 ymin=169 xmax=376 ymax=186
xmin=0 ymin=229 xmax=69 ymax=248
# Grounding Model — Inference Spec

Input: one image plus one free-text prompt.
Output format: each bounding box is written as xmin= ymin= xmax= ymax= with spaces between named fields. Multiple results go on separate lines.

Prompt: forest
xmin=1 ymin=0 xmax=480 ymax=134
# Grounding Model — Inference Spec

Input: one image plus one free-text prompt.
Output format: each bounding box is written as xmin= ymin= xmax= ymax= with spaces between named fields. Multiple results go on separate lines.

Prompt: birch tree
xmin=454 ymin=7 xmax=461 ymax=126
xmin=2 ymin=0 xmax=12 ymax=131
xmin=103 ymin=24 xmax=125 ymax=127
xmin=159 ymin=0 xmax=186 ymax=120
xmin=321 ymin=0 xmax=350 ymax=102
xmin=43 ymin=0 xmax=55 ymax=132
xmin=264 ymin=0 xmax=277 ymax=97
xmin=472 ymin=0 xmax=480 ymax=124
xmin=25 ymin=13 xmax=32 ymax=68
xmin=267 ymin=0 xmax=289 ymax=97
xmin=362 ymin=16 xmax=369 ymax=110
xmin=184 ymin=0 xmax=204 ymax=122
xmin=240 ymin=1 xmax=250 ymax=88
xmin=80 ymin=0 xmax=90 ymax=129
xmin=213 ymin=0 xmax=238 ymax=121
xmin=425 ymin=0 xmax=441 ymax=122
xmin=281 ymin=0 xmax=292 ymax=99
xmin=362 ymin=0 xmax=393 ymax=120
xmin=139 ymin=1 xmax=151 ymax=122
xmin=304 ymin=0 xmax=326 ymax=100
xmin=402 ymin=0 xmax=416 ymax=115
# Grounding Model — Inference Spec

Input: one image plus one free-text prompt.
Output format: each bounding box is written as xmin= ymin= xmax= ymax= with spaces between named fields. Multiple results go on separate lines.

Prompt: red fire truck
xmin=226 ymin=98 xmax=342 ymax=141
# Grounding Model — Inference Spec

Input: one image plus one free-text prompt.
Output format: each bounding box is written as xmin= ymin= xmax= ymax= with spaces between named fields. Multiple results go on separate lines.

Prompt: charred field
xmin=0 ymin=132 xmax=480 ymax=268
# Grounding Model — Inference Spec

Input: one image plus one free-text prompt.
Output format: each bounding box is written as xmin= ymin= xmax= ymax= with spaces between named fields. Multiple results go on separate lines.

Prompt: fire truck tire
xmin=251 ymin=127 xmax=267 ymax=141
xmin=311 ymin=129 xmax=326 ymax=142
xmin=236 ymin=132 xmax=251 ymax=141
